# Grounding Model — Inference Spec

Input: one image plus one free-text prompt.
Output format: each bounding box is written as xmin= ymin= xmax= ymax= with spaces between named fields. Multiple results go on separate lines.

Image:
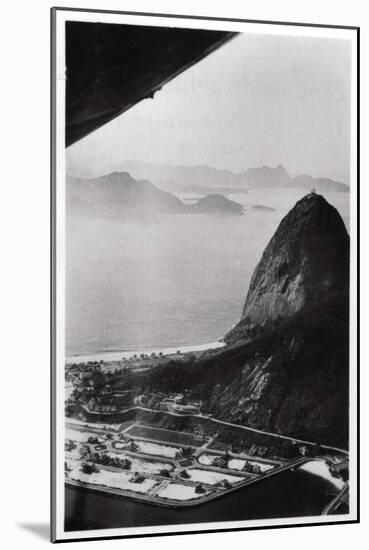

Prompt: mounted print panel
xmin=51 ymin=7 xmax=359 ymax=543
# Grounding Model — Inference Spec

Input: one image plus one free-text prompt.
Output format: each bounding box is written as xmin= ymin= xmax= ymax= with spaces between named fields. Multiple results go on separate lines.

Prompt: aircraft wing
xmin=66 ymin=20 xmax=237 ymax=147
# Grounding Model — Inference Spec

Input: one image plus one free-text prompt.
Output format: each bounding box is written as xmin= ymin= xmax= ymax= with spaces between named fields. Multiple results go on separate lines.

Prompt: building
xmin=171 ymin=403 xmax=199 ymax=414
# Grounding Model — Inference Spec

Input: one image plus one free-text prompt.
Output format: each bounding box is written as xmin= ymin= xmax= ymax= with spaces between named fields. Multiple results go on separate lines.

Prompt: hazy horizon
xmin=66 ymin=159 xmax=349 ymax=185
xmin=67 ymin=32 xmax=351 ymax=185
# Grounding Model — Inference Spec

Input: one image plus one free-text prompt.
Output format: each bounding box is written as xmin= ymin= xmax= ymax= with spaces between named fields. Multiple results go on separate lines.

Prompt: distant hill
xmin=252 ymin=205 xmax=276 ymax=212
xmin=113 ymin=161 xmax=349 ymax=194
xmin=66 ymin=171 xmax=185 ymax=221
xmin=66 ymin=172 xmax=244 ymax=220
xmin=189 ymin=194 xmax=243 ymax=216
xmin=116 ymin=161 xmax=237 ymax=192
xmin=291 ymin=174 xmax=349 ymax=194
xmin=236 ymin=164 xmax=290 ymax=188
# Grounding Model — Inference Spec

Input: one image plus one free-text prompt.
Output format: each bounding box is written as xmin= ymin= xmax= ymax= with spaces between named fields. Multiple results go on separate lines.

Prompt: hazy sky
xmin=67 ymin=32 xmax=352 ymax=183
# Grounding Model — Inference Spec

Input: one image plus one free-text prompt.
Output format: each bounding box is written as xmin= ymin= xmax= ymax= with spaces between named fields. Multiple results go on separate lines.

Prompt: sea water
xmin=66 ymin=189 xmax=350 ymax=357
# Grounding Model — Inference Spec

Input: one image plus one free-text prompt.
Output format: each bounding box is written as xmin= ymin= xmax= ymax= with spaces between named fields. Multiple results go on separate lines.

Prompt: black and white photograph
xmin=51 ymin=7 xmax=358 ymax=543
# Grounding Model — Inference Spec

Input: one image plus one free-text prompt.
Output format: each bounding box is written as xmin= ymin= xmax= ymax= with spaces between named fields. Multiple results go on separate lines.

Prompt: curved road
xmin=80 ymin=402 xmax=348 ymax=456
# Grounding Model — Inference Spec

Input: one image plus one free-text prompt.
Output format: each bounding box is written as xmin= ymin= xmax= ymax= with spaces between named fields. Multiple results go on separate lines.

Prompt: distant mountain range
xmin=113 ymin=161 xmax=349 ymax=194
xmin=66 ymin=172 xmax=243 ymax=220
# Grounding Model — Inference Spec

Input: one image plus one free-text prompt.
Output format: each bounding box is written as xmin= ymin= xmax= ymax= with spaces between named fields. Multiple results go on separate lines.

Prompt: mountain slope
xmin=211 ymin=291 xmax=349 ymax=445
xmin=66 ymin=171 xmax=185 ymax=220
xmin=141 ymin=193 xmax=350 ymax=448
xmin=148 ymin=291 xmax=349 ymax=447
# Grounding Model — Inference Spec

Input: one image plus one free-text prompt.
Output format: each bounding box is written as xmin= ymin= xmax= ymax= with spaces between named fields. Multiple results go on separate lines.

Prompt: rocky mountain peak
xmin=226 ymin=192 xmax=349 ymax=343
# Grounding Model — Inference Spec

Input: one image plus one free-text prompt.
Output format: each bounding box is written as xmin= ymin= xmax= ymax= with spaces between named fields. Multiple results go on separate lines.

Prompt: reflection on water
xmin=66 ymin=189 xmax=349 ymax=357
xmin=299 ymin=460 xmax=345 ymax=491
xmin=65 ymin=460 xmax=347 ymax=532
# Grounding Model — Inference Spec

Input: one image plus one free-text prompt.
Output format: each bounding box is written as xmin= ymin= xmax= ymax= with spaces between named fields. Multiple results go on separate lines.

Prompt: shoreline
xmin=66 ymin=340 xmax=226 ymax=364
xmin=65 ymin=457 xmax=311 ymax=510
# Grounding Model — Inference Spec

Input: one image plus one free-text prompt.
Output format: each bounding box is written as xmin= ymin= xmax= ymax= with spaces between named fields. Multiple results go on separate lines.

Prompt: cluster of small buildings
xmin=66 ymin=369 xmax=99 ymax=391
xmin=159 ymin=394 xmax=201 ymax=414
xmin=87 ymin=397 xmax=118 ymax=413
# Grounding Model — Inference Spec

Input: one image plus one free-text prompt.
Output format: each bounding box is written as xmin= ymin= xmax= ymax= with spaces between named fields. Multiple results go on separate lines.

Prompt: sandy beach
xmin=65 ymin=340 xmax=225 ymax=364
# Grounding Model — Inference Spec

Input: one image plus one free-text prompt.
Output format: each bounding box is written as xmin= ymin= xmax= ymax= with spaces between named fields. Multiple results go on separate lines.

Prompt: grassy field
xmin=125 ymin=425 xmax=204 ymax=447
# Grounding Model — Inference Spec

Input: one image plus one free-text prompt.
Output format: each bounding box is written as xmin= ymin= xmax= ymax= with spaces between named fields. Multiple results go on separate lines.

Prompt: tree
xmin=313 ymin=442 xmax=322 ymax=457
xmin=221 ymin=479 xmax=232 ymax=489
xmin=81 ymin=462 xmax=98 ymax=475
xmin=127 ymin=440 xmax=139 ymax=452
xmin=214 ymin=456 xmax=227 ymax=468
xmin=159 ymin=469 xmax=171 ymax=478
xmin=120 ymin=458 xmax=131 ymax=470
xmin=131 ymin=473 xmax=145 ymax=483
xmin=181 ymin=446 xmax=194 ymax=458
xmin=195 ymin=483 xmax=206 ymax=494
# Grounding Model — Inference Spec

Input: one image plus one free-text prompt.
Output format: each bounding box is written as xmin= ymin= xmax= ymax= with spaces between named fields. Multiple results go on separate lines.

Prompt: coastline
xmin=66 ymin=340 xmax=225 ymax=364
xmin=65 ymin=457 xmax=311 ymax=510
